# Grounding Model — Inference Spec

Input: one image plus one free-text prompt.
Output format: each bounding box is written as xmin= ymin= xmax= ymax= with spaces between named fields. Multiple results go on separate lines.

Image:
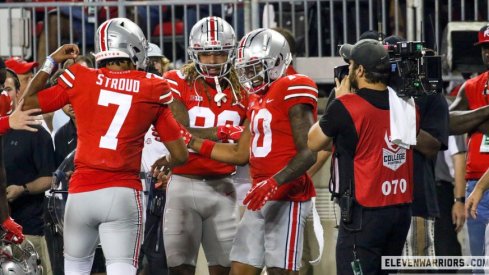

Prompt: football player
xmin=20 ymin=18 xmax=188 ymax=275
xmin=159 ymin=28 xmax=318 ymax=274
xmin=158 ymin=16 xmax=247 ymax=275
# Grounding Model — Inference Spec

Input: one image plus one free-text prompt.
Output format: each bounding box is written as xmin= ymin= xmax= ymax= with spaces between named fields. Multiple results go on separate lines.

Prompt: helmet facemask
xmin=188 ymin=47 xmax=235 ymax=78
xmin=234 ymin=28 xmax=292 ymax=94
xmin=235 ymin=58 xmax=272 ymax=94
xmin=188 ymin=16 xmax=237 ymax=79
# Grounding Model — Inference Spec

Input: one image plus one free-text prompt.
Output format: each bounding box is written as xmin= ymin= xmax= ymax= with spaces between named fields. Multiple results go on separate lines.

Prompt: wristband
xmin=22 ymin=184 xmax=29 ymax=195
xmin=454 ymin=197 xmax=465 ymax=203
xmin=199 ymin=140 xmax=216 ymax=159
xmin=40 ymin=56 xmax=57 ymax=75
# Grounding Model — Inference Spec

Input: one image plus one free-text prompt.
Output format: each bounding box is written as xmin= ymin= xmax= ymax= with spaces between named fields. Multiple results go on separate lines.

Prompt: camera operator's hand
xmin=334 ymin=77 xmax=352 ymax=98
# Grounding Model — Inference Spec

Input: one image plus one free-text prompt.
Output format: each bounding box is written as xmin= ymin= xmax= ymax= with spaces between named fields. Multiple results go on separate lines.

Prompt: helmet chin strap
xmin=213 ymin=76 xmax=227 ymax=107
xmin=195 ymin=74 xmax=242 ymax=108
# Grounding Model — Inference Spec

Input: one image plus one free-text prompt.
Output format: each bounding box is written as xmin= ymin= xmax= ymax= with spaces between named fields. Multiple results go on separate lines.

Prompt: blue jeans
xmin=466 ymin=180 xmax=489 ymax=256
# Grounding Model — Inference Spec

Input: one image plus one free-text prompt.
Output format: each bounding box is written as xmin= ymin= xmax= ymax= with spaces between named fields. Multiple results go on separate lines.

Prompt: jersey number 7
xmin=97 ymin=89 xmax=132 ymax=150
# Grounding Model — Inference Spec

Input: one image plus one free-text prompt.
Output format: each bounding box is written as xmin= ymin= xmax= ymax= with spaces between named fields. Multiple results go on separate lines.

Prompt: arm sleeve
xmin=448 ymin=135 xmax=467 ymax=156
xmin=37 ymin=85 xmax=70 ymax=113
xmin=32 ymin=127 xmax=56 ymax=177
xmin=323 ymin=89 xmax=336 ymax=113
xmin=38 ymin=63 xmax=83 ymax=113
xmin=163 ymin=71 xmax=183 ymax=101
xmin=282 ymin=76 xmax=319 ymax=113
xmin=154 ymin=106 xmax=182 ymax=142
xmin=155 ymin=79 xmax=174 ymax=105
xmin=319 ymin=99 xmax=350 ymax=138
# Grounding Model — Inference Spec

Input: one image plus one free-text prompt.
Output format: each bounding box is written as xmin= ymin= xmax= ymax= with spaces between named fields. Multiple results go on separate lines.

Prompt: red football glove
xmin=243 ymin=178 xmax=279 ymax=211
xmin=1 ymin=217 xmax=24 ymax=244
xmin=217 ymin=124 xmax=244 ymax=141
xmin=151 ymin=126 xmax=162 ymax=142
xmin=178 ymin=124 xmax=192 ymax=147
xmin=152 ymin=124 xmax=192 ymax=147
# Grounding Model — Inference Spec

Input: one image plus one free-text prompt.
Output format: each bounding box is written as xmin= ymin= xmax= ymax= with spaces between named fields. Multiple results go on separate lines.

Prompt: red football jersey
xmin=462 ymin=72 xmax=489 ymax=179
xmin=248 ymin=74 xmax=318 ymax=201
xmin=37 ymin=64 xmax=181 ymax=193
xmin=164 ymin=69 xmax=248 ymax=176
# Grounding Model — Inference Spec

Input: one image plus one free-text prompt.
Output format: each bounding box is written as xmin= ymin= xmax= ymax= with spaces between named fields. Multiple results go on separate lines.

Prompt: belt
xmin=177 ymin=174 xmax=231 ymax=181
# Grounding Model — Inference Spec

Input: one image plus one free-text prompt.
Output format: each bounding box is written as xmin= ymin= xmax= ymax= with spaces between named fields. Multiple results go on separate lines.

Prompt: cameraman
xmin=384 ymin=36 xmax=449 ymax=262
xmin=308 ymin=39 xmax=416 ymax=274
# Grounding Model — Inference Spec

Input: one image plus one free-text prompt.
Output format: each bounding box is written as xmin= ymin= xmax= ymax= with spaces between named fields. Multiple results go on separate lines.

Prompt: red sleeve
xmin=281 ymin=75 xmax=318 ymax=115
xmin=155 ymin=79 xmax=174 ymax=105
xmin=37 ymin=85 xmax=70 ymax=113
xmin=57 ymin=64 xmax=81 ymax=90
xmin=154 ymin=106 xmax=182 ymax=142
xmin=0 ymin=116 xmax=10 ymax=135
xmin=163 ymin=70 xmax=183 ymax=101
xmin=0 ymin=92 xmax=12 ymax=116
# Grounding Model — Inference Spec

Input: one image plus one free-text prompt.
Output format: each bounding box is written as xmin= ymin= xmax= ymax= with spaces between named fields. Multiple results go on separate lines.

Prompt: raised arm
xmin=22 ymin=44 xmax=79 ymax=110
xmin=308 ymin=121 xmax=333 ymax=152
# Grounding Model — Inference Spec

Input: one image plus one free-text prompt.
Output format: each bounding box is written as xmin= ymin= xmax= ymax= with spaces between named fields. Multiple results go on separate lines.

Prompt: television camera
xmin=335 ymin=41 xmax=443 ymax=98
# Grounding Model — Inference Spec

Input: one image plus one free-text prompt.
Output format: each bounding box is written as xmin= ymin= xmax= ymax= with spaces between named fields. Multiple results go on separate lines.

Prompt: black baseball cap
xmin=359 ymin=30 xmax=380 ymax=41
xmin=339 ymin=39 xmax=390 ymax=73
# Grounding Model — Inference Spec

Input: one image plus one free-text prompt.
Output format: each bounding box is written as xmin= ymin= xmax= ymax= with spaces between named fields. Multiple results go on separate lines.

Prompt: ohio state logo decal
xmin=382 ymin=132 xmax=406 ymax=171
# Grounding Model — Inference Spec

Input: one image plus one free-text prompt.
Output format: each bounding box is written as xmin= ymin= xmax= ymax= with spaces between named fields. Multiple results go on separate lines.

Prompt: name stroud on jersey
xmin=96 ymin=74 xmax=140 ymax=93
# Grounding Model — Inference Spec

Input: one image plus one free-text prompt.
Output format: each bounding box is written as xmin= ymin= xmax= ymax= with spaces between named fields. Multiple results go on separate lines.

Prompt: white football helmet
xmin=235 ymin=28 xmax=291 ymax=94
xmin=188 ymin=16 xmax=236 ymax=78
xmin=94 ymin=18 xmax=148 ymax=70
xmin=0 ymin=240 xmax=42 ymax=275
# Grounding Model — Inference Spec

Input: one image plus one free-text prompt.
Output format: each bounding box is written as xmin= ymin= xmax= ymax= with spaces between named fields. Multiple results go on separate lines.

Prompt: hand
xmin=50 ymin=44 xmax=80 ymax=64
xmin=152 ymin=124 xmax=192 ymax=146
xmin=1 ymin=217 xmax=24 ymax=244
xmin=334 ymin=76 xmax=352 ymax=98
xmin=151 ymin=155 xmax=172 ymax=190
xmin=217 ymin=124 xmax=244 ymax=141
xmin=452 ymin=202 xmax=466 ymax=232
xmin=243 ymin=178 xmax=279 ymax=211
xmin=6 ymin=185 xmax=24 ymax=202
xmin=8 ymin=100 xmax=43 ymax=132
xmin=466 ymin=188 xmax=483 ymax=219
xmin=151 ymin=126 xmax=161 ymax=142
xmin=178 ymin=124 xmax=192 ymax=147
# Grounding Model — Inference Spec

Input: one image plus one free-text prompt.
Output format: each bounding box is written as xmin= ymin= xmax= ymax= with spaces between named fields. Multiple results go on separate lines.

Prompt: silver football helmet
xmin=188 ymin=16 xmax=236 ymax=78
xmin=94 ymin=18 xmax=149 ymax=70
xmin=235 ymin=28 xmax=291 ymax=94
xmin=0 ymin=240 xmax=42 ymax=275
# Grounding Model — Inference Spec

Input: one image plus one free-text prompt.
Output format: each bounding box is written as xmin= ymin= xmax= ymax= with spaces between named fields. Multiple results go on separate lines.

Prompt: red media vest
xmin=338 ymin=94 xmax=414 ymax=207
